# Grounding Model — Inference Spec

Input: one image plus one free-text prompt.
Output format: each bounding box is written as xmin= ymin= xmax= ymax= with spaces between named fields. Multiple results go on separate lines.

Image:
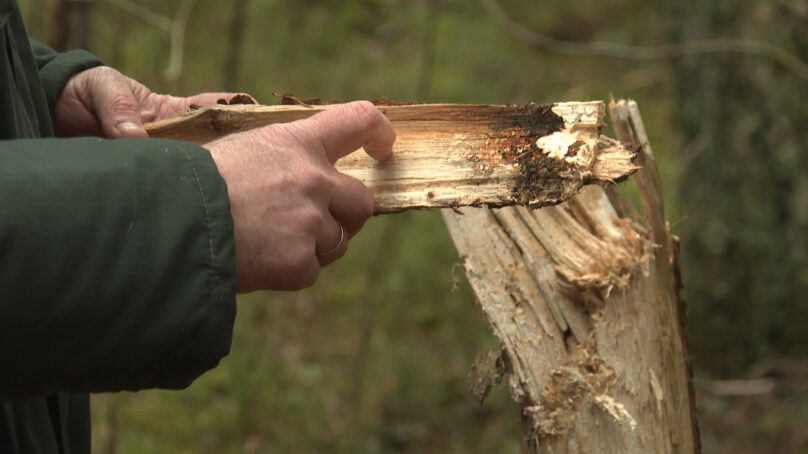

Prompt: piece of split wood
xmin=145 ymin=101 xmax=637 ymax=213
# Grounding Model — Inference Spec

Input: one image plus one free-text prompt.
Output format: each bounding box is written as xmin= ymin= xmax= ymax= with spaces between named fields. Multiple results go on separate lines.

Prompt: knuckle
xmin=347 ymin=101 xmax=381 ymax=130
xmin=286 ymin=251 xmax=309 ymax=274
xmin=297 ymin=166 xmax=331 ymax=195
xmin=285 ymin=254 xmax=319 ymax=289
xmin=298 ymin=206 xmax=325 ymax=232
xmin=359 ymin=187 xmax=375 ymax=218
xmin=90 ymin=66 xmax=116 ymax=80
xmin=108 ymin=93 xmax=139 ymax=113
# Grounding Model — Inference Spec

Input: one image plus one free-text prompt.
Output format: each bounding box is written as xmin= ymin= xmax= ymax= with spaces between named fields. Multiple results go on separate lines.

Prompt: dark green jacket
xmin=1 ymin=1 xmax=238 ymax=452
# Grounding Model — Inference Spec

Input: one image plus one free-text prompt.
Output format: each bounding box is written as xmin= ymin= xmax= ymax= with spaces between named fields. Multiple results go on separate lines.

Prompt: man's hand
xmin=54 ymin=66 xmax=244 ymax=138
xmin=205 ymin=101 xmax=396 ymax=292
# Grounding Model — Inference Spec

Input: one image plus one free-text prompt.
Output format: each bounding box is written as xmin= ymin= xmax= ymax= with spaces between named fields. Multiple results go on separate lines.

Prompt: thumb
xmin=90 ymin=70 xmax=148 ymax=138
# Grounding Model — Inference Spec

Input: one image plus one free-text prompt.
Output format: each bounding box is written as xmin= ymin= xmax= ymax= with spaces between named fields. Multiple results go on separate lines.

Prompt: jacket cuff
xmin=163 ymin=141 xmax=239 ymax=387
xmin=30 ymin=41 xmax=104 ymax=119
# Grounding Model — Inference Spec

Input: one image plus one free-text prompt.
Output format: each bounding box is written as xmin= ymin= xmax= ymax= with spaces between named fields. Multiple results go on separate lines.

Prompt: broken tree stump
xmin=443 ymin=99 xmax=699 ymax=453
xmin=145 ymin=102 xmax=636 ymax=213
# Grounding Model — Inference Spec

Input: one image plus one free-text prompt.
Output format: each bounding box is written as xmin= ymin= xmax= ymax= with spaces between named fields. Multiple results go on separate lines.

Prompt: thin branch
xmin=164 ymin=0 xmax=197 ymax=80
xmin=101 ymin=0 xmax=196 ymax=81
xmin=480 ymin=0 xmax=808 ymax=80
xmin=704 ymin=378 xmax=777 ymax=396
xmin=680 ymin=120 xmax=714 ymax=168
xmin=102 ymin=0 xmax=172 ymax=32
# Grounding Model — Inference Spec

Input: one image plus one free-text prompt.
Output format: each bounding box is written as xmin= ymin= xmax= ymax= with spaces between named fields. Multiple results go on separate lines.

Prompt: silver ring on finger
xmin=318 ymin=225 xmax=345 ymax=257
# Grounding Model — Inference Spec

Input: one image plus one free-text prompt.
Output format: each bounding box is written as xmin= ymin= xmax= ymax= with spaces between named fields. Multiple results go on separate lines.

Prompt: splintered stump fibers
xmin=444 ymin=99 xmax=699 ymax=453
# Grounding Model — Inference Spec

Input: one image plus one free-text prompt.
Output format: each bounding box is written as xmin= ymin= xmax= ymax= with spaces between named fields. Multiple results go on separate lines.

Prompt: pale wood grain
xmin=145 ymin=102 xmax=636 ymax=213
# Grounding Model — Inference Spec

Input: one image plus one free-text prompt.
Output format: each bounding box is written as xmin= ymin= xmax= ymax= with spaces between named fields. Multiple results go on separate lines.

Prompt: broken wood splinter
xmin=145 ymin=101 xmax=637 ymax=213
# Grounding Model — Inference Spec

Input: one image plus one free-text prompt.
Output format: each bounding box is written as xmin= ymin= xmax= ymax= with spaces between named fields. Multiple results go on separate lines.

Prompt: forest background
xmin=17 ymin=0 xmax=808 ymax=452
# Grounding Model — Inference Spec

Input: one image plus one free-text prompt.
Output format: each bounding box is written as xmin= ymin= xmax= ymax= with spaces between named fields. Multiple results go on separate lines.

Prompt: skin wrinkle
xmin=54 ymin=67 xmax=394 ymax=293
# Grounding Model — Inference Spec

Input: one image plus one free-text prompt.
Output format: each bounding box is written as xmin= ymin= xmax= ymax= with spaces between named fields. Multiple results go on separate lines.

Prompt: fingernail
xmin=117 ymin=121 xmax=144 ymax=136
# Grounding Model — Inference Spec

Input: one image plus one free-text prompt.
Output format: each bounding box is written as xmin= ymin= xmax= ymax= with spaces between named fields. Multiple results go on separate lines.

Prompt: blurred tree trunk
xmin=669 ymin=0 xmax=808 ymax=375
xmin=106 ymin=2 xmax=132 ymax=68
xmin=223 ymin=0 xmax=249 ymax=92
xmin=444 ymin=100 xmax=699 ymax=453
xmin=46 ymin=0 xmax=94 ymax=52
xmin=22 ymin=0 xmax=47 ymax=39
xmin=415 ymin=0 xmax=438 ymax=100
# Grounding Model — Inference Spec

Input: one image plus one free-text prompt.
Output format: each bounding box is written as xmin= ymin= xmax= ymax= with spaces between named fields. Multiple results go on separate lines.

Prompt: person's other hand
xmin=205 ymin=101 xmax=395 ymax=292
xmin=53 ymin=66 xmax=246 ymax=138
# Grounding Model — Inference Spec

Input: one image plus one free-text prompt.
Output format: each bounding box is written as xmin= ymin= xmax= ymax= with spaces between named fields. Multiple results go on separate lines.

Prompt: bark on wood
xmin=443 ymin=99 xmax=699 ymax=453
xmin=145 ymin=102 xmax=637 ymax=213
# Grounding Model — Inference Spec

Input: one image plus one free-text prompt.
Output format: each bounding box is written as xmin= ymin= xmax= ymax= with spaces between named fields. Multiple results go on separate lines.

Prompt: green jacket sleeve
xmin=28 ymin=39 xmax=104 ymax=121
xmin=0 ymin=137 xmax=237 ymax=398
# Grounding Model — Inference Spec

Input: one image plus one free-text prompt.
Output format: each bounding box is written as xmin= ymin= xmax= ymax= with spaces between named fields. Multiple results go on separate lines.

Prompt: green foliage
xmin=669 ymin=0 xmax=808 ymax=375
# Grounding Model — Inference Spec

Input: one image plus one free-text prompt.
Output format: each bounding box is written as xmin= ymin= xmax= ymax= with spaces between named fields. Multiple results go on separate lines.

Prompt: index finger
xmin=301 ymin=101 xmax=396 ymax=164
